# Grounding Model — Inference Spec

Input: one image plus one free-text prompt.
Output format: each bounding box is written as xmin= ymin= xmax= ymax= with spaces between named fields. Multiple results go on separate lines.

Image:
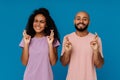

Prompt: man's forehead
xmin=75 ymin=12 xmax=89 ymax=18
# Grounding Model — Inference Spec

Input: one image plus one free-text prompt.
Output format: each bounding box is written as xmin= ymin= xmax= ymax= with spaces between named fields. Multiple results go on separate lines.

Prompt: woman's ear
xmin=45 ymin=25 xmax=48 ymax=27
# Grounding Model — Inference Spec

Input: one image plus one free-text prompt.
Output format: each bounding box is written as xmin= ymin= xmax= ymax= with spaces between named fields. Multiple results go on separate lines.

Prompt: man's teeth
xmin=78 ymin=24 xmax=84 ymax=26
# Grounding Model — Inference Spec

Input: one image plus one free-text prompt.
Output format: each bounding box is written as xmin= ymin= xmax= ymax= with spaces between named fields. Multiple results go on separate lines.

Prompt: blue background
xmin=0 ymin=0 xmax=120 ymax=80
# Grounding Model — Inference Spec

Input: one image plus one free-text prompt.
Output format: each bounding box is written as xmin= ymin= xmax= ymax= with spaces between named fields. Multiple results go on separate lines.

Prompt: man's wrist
xmin=93 ymin=49 xmax=99 ymax=53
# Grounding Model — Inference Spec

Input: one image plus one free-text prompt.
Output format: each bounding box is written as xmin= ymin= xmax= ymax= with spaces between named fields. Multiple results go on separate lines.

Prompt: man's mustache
xmin=76 ymin=23 xmax=86 ymax=26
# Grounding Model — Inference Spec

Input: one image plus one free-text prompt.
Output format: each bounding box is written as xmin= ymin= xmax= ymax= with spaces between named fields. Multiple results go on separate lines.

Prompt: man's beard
xmin=74 ymin=23 xmax=88 ymax=32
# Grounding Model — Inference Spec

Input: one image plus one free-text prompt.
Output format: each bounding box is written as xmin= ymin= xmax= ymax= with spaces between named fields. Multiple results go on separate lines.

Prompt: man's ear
xmin=88 ymin=20 xmax=90 ymax=25
xmin=73 ymin=19 xmax=75 ymax=25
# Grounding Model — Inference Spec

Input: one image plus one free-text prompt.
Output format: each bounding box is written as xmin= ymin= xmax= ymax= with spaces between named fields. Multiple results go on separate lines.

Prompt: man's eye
xmin=76 ymin=18 xmax=80 ymax=20
xmin=83 ymin=18 xmax=88 ymax=21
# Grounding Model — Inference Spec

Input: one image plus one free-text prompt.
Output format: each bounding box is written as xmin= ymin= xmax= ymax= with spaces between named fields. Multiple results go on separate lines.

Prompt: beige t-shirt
xmin=61 ymin=32 xmax=103 ymax=80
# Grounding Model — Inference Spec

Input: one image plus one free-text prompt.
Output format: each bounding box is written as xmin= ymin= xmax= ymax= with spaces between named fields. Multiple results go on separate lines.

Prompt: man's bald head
xmin=75 ymin=11 xmax=90 ymax=20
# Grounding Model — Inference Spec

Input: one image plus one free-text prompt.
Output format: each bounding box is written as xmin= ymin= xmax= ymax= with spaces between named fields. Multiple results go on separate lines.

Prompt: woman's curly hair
xmin=25 ymin=8 xmax=60 ymax=42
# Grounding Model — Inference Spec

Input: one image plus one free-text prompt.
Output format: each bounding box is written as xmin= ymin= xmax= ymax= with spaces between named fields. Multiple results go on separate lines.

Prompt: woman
xmin=19 ymin=8 xmax=60 ymax=80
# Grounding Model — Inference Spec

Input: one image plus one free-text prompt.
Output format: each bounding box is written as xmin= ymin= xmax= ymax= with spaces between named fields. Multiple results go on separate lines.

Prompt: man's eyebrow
xmin=83 ymin=17 xmax=88 ymax=18
xmin=75 ymin=16 xmax=80 ymax=19
xmin=75 ymin=16 xmax=88 ymax=19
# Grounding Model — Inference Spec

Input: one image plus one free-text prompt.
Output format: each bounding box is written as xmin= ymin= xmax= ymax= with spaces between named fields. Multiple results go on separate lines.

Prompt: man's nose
xmin=79 ymin=19 xmax=83 ymax=23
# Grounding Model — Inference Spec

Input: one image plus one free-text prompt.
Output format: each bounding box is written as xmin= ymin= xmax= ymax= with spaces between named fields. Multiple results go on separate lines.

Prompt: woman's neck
xmin=34 ymin=32 xmax=45 ymax=38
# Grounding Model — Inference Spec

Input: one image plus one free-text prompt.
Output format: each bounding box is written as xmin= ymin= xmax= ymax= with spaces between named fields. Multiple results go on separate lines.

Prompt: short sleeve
xmin=19 ymin=38 xmax=24 ymax=48
xmin=53 ymin=39 xmax=60 ymax=48
xmin=98 ymin=37 xmax=104 ymax=58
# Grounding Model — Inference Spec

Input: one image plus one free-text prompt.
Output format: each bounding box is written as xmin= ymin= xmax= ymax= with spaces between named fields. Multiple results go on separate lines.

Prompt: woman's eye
xmin=34 ymin=20 xmax=38 ymax=22
xmin=40 ymin=21 xmax=46 ymax=23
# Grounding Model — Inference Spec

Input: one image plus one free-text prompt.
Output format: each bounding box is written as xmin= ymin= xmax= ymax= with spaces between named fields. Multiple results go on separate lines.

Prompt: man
xmin=60 ymin=11 xmax=104 ymax=80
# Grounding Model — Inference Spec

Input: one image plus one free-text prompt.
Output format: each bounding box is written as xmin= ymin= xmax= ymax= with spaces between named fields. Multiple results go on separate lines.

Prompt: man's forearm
xmin=93 ymin=51 xmax=104 ymax=68
xmin=60 ymin=52 xmax=71 ymax=66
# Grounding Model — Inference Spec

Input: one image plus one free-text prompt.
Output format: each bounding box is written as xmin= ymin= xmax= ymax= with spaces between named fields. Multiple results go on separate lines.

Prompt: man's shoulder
xmin=64 ymin=32 xmax=75 ymax=38
xmin=89 ymin=32 xmax=102 ymax=40
xmin=89 ymin=32 xmax=95 ymax=36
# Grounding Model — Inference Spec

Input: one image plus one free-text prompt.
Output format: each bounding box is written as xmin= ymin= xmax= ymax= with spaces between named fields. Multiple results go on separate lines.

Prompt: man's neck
xmin=75 ymin=30 xmax=89 ymax=37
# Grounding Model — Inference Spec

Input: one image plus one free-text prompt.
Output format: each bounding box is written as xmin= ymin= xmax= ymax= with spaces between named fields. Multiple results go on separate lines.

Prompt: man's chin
xmin=76 ymin=27 xmax=87 ymax=32
xmin=75 ymin=25 xmax=88 ymax=32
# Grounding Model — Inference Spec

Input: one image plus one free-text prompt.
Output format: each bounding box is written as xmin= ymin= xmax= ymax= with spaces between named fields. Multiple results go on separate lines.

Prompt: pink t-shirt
xmin=19 ymin=36 xmax=60 ymax=80
xmin=61 ymin=32 xmax=103 ymax=80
